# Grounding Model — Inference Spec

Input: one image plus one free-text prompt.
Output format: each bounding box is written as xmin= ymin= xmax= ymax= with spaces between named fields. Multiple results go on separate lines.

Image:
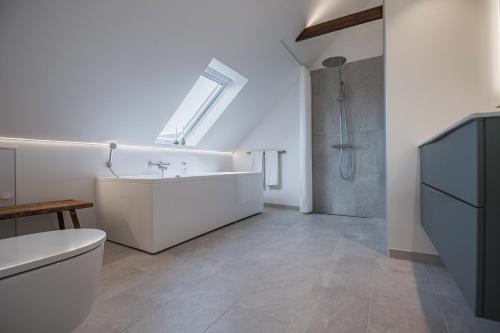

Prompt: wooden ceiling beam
xmin=296 ymin=6 xmax=383 ymax=42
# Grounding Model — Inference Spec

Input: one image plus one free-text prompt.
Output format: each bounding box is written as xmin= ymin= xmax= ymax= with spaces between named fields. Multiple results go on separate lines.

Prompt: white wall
xmin=233 ymin=81 xmax=301 ymax=206
xmin=0 ymin=0 xmax=367 ymax=152
xmin=493 ymin=0 xmax=500 ymax=105
xmin=0 ymin=140 xmax=232 ymax=236
xmin=310 ymin=20 xmax=384 ymax=70
xmin=385 ymin=0 xmax=500 ymax=254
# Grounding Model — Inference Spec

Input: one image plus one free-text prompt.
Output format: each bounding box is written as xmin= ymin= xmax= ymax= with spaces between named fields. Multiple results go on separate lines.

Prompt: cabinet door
xmin=421 ymin=184 xmax=483 ymax=314
xmin=420 ymin=120 xmax=484 ymax=207
xmin=0 ymin=148 xmax=16 ymax=239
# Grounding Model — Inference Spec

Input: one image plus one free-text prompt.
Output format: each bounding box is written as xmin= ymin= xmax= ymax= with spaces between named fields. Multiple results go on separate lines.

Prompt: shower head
xmin=322 ymin=56 xmax=347 ymax=68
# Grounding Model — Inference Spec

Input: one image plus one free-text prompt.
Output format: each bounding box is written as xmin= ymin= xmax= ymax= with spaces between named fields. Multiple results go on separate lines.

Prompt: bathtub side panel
xmin=152 ymin=173 xmax=263 ymax=252
xmin=96 ymin=181 xmax=154 ymax=252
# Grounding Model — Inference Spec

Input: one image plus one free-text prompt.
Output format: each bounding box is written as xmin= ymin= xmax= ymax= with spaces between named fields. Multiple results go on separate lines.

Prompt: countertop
xmin=419 ymin=111 xmax=500 ymax=147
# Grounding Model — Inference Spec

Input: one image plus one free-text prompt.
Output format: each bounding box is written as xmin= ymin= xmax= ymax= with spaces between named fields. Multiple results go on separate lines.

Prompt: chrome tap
xmin=148 ymin=161 xmax=170 ymax=178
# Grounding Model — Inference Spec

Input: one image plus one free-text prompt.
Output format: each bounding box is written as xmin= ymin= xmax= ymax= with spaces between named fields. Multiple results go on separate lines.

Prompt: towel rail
xmin=246 ymin=150 xmax=286 ymax=155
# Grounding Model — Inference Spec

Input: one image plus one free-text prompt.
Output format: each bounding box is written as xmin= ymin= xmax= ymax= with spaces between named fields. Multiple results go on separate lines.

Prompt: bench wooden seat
xmin=0 ymin=200 xmax=93 ymax=229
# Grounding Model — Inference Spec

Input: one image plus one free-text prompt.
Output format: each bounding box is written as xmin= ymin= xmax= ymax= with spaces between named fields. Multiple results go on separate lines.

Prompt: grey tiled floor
xmin=74 ymin=207 xmax=500 ymax=333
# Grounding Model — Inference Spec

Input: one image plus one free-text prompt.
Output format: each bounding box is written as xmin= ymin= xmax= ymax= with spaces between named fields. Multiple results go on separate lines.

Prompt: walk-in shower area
xmin=312 ymin=56 xmax=385 ymax=218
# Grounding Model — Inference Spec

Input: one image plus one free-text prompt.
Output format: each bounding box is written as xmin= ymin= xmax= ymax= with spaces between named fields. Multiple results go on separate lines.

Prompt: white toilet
xmin=0 ymin=229 xmax=106 ymax=333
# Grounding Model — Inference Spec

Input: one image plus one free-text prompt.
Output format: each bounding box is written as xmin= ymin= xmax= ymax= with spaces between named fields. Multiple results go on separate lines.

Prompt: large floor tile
xmin=374 ymin=256 xmax=429 ymax=282
xmin=74 ymin=207 xmax=499 ymax=333
xmin=316 ymin=257 xmax=374 ymax=297
xmin=126 ymin=290 xmax=240 ymax=333
xmin=287 ymin=285 xmax=371 ymax=333
xmin=74 ymin=293 xmax=161 ymax=333
xmin=236 ymin=281 xmax=313 ymax=323
xmin=368 ymin=293 xmax=447 ymax=333
xmin=206 ymin=305 xmax=291 ymax=333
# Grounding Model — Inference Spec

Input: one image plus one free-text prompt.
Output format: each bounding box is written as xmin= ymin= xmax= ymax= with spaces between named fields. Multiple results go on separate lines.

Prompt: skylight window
xmin=156 ymin=59 xmax=247 ymax=146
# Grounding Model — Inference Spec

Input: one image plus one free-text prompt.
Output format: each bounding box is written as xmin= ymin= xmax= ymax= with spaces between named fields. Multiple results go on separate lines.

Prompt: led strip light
xmin=0 ymin=136 xmax=233 ymax=156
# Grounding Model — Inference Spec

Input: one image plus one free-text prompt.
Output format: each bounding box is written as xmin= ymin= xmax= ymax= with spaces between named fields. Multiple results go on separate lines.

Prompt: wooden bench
xmin=0 ymin=200 xmax=93 ymax=229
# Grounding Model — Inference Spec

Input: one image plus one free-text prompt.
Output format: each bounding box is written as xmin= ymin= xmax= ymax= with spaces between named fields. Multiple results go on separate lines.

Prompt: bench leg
xmin=56 ymin=211 xmax=65 ymax=230
xmin=69 ymin=209 xmax=81 ymax=229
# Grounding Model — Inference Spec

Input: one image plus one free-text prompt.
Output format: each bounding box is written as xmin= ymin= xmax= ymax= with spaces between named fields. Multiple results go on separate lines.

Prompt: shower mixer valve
xmin=331 ymin=144 xmax=353 ymax=149
xmin=148 ymin=161 xmax=170 ymax=178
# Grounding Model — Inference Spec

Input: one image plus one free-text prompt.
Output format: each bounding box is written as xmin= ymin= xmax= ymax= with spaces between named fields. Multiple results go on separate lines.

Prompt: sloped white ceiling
xmin=0 ymin=0 xmax=380 ymax=151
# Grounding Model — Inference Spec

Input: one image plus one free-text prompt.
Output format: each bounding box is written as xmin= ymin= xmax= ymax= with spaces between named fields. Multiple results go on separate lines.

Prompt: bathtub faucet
xmin=148 ymin=161 xmax=170 ymax=178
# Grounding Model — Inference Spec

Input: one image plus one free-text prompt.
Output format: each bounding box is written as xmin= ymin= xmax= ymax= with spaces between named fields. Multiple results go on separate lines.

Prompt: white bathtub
xmin=96 ymin=172 xmax=263 ymax=253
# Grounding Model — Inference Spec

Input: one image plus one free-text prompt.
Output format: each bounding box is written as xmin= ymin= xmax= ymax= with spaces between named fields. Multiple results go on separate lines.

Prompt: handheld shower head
xmin=106 ymin=142 xmax=119 ymax=178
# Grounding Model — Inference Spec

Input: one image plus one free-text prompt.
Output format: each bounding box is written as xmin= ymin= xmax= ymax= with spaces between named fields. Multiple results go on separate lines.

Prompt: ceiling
xmin=0 ymin=0 xmax=381 ymax=151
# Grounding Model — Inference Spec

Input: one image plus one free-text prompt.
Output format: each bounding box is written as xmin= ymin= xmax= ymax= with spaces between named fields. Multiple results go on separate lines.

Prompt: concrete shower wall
xmin=312 ymin=56 xmax=385 ymax=218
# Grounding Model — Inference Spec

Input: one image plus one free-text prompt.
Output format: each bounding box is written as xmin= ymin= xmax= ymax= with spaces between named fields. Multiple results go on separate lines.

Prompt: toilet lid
xmin=0 ymin=229 xmax=106 ymax=279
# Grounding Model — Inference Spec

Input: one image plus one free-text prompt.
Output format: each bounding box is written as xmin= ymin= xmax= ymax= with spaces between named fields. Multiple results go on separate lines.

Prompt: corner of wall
xmin=233 ymin=79 xmax=301 ymax=206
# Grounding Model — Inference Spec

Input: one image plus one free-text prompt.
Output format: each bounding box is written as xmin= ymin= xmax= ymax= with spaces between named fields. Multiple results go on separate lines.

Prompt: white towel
xmin=264 ymin=150 xmax=279 ymax=187
xmin=250 ymin=151 xmax=264 ymax=173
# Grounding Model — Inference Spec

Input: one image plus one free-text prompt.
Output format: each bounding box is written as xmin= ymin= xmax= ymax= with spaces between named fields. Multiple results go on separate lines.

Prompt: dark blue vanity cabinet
xmin=420 ymin=113 xmax=500 ymax=321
